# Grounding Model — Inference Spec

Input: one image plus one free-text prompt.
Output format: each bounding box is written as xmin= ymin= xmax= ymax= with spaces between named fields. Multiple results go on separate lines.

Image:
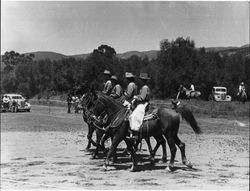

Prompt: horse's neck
xmin=101 ymin=97 xmax=123 ymax=117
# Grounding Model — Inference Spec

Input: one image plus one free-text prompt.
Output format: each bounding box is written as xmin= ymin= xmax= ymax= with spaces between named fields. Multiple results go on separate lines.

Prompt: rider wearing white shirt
xmin=238 ymin=82 xmax=245 ymax=95
xmin=128 ymin=73 xmax=151 ymax=142
xmin=190 ymin=83 xmax=195 ymax=91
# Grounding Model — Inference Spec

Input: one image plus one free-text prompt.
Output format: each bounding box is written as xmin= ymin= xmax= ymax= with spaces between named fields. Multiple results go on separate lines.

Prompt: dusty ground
xmin=1 ymin=105 xmax=249 ymax=190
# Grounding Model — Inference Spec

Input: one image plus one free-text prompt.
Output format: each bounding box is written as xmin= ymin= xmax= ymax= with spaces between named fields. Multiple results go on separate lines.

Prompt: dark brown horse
xmin=81 ymin=91 xmax=166 ymax=163
xmin=87 ymin=89 xmax=202 ymax=172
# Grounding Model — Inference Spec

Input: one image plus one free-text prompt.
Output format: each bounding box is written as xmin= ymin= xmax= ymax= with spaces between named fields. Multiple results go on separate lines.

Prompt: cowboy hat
xmin=111 ymin=75 xmax=118 ymax=81
xmin=125 ymin=72 xmax=135 ymax=78
xmin=103 ymin=70 xmax=111 ymax=75
xmin=139 ymin=72 xmax=151 ymax=80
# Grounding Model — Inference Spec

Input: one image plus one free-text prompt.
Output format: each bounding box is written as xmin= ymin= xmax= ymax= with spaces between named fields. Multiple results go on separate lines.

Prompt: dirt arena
xmin=1 ymin=105 xmax=249 ymax=190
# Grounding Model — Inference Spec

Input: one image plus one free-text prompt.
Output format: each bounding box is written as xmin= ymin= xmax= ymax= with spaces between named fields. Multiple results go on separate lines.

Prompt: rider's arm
xmin=124 ymin=83 xmax=134 ymax=99
xmin=137 ymin=86 xmax=148 ymax=101
xmin=102 ymin=80 xmax=112 ymax=94
xmin=110 ymin=85 xmax=118 ymax=98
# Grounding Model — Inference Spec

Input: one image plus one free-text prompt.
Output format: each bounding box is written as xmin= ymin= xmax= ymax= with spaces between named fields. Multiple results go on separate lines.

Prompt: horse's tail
xmin=176 ymin=106 xmax=202 ymax=134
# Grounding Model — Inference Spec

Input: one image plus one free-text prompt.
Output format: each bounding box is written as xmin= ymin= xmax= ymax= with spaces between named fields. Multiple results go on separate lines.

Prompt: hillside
xmin=117 ymin=50 xmax=158 ymax=60
xmin=3 ymin=44 xmax=249 ymax=62
xmin=24 ymin=51 xmax=67 ymax=61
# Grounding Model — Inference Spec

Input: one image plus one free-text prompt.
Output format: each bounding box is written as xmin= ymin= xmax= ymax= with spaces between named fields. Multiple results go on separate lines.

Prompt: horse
xmin=81 ymin=91 xmax=167 ymax=163
xmin=87 ymin=88 xmax=202 ymax=172
xmin=74 ymin=84 xmax=108 ymax=157
xmin=238 ymin=90 xmax=247 ymax=104
xmin=80 ymin=92 xmax=110 ymax=159
xmin=181 ymin=87 xmax=201 ymax=99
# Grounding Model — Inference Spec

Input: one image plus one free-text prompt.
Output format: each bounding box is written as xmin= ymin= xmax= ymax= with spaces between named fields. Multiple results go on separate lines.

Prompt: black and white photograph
xmin=1 ymin=0 xmax=249 ymax=190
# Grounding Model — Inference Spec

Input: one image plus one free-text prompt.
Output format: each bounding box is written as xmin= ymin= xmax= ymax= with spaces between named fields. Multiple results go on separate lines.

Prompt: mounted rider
xmin=238 ymin=82 xmax=246 ymax=96
xmin=189 ymin=83 xmax=195 ymax=92
xmin=110 ymin=75 xmax=123 ymax=99
xmin=102 ymin=70 xmax=113 ymax=95
xmin=128 ymin=72 xmax=151 ymax=142
xmin=176 ymin=84 xmax=185 ymax=99
xmin=123 ymin=72 xmax=138 ymax=107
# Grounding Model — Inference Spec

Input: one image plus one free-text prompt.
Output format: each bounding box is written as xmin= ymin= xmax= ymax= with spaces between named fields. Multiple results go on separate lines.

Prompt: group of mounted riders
xmin=101 ymin=69 xmax=151 ymax=143
xmin=80 ymin=69 xmax=203 ymax=171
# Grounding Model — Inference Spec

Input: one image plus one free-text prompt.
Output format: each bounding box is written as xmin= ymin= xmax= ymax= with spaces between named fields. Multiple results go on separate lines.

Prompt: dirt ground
xmin=1 ymin=105 xmax=249 ymax=190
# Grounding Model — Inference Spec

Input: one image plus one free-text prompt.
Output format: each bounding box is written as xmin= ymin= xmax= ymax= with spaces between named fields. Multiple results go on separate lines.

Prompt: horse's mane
xmin=97 ymin=92 xmax=124 ymax=111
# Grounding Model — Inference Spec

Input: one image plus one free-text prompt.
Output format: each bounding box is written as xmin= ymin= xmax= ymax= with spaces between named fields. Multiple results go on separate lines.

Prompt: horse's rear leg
xmin=144 ymin=137 xmax=155 ymax=163
xmin=175 ymin=135 xmax=192 ymax=168
xmin=153 ymin=135 xmax=167 ymax=163
xmin=149 ymin=135 xmax=167 ymax=163
xmin=165 ymin=132 xmax=177 ymax=171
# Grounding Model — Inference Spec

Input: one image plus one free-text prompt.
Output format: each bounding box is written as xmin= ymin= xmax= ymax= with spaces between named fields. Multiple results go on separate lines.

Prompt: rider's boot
xmin=127 ymin=130 xmax=139 ymax=145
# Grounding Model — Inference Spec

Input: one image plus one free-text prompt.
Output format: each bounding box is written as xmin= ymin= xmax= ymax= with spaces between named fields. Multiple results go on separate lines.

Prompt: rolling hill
xmin=5 ymin=44 xmax=250 ymax=62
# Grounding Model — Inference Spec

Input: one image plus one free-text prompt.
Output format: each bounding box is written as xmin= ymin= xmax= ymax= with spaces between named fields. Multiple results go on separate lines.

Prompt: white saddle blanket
xmin=128 ymin=103 xmax=148 ymax=131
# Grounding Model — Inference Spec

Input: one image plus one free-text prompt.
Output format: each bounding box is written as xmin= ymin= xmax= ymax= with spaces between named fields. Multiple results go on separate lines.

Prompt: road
xmin=1 ymin=105 xmax=249 ymax=190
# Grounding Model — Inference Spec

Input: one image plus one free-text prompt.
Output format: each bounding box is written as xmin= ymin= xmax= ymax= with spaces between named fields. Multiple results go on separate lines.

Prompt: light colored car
xmin=3 ymin=93 xmax=31 ymax=112
xmin=209 ymin=87 xmax=232 ymax=102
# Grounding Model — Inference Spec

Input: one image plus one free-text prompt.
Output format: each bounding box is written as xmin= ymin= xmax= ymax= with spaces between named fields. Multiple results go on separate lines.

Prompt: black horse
xmin=238 ymin=90 xmax=247 ymax=104
xmin=87 ymin=88 xmax=202 ymax=171
xmin=81 ymin=91 xmax=166 ymax=163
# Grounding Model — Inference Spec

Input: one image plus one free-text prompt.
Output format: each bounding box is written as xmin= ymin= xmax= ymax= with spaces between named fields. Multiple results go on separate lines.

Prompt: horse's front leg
xmin=86 ymin=124 xmax=94 ymax=151
xmin=103 ymin=135 xmax=122 ymax=170
xmin=124 ymin=138 xmax=137 ymax=172
xmin=100 ymin=132 xmax=111 ymax=152
xmin=92 ymin=129 xmax=104 ymax=159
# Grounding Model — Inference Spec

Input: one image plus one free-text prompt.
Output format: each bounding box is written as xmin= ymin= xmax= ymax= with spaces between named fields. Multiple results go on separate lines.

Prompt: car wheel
xmin=27 ymin=109 xmax=31 ymax=112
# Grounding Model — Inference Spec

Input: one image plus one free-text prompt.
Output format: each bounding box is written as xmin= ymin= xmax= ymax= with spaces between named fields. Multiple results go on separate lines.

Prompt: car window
xmin=12 ymin=96 xmax=23 ymax=99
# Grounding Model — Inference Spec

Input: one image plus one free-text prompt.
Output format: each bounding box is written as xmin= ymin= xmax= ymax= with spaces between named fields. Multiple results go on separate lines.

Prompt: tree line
xmin=1 ymin=37 xmax=249 ymax=100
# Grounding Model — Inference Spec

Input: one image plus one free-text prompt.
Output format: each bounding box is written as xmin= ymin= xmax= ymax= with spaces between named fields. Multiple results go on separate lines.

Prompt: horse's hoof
xmin=167 ymin=164 xmax=175 ymax=172
xmin=91 ymin=155 xmax=97 ymax=159
xmin=183 ymin=160 xmax=193 ymax=168
xmin=150 ymin=157 xmax=155 ymax=164
xmin=85 ymin=147 xmax=90 ymax=151
xmin=103 ymin=164 xmax=108 ymax=171
xmin=111 ymin=159 xmax=117 ymax=164
xmin=130 ymin=165 xmax=137 ymax=172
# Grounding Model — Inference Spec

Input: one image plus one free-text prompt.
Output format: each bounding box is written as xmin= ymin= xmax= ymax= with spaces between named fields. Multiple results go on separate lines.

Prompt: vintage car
xmin=208 ymin=87 xmax=232 ymax=102
xmin=2 ymin=93 xmax=31 ymax=112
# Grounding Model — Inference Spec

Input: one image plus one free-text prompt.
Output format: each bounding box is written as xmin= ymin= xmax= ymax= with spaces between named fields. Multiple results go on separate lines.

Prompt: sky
xmin=1 ymin=1 xmax=249 ymax=55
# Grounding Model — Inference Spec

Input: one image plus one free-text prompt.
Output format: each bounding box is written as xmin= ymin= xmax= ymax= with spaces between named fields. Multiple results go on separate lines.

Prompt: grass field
xmin=29 ymin=98 xmax=249 ymax=117
xmin=1 ymin=105 xmax=249 ymax=190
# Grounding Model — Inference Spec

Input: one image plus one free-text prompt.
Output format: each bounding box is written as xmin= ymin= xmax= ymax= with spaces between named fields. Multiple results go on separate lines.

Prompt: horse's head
xmin=89 ymin=90 xmax=124 ymax=121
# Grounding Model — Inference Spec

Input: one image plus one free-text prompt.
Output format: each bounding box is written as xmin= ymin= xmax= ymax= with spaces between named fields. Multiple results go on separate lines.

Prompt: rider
xmin=3 ymin=95 xmax=10 ymax=110
xmin=176 ymin=84 xmax=185 ymax=99
xmin=189 ymin=83 xmax=195 ymax=92
xmin=102 ymin=69 xmax=113 ymax=95
xmin=110 ymin=75 xmax=123 ymax=99
xmin=128 ymin=72 xmax=151 ymax=142
xmin=238 ymin=82 xmax=246 ymax=96
xmin=123 ymin=72 xmax=138 ymax=106
xmin=67 ymin=93 xmax=73 ymax=113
